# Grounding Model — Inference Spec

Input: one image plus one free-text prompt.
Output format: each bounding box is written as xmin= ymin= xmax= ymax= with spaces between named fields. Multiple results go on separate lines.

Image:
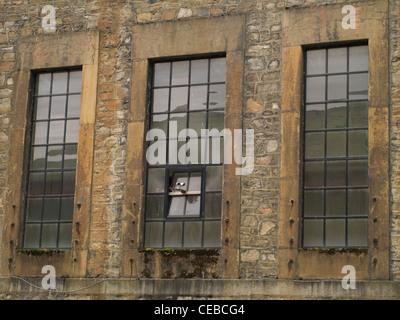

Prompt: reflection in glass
xmin=306 ymin=77 xmax=325 ymax=102
xmin=328 ymin=47 xmax=347 ymax=73
xmin=154 ymin=62 xmax=170 ymax=87
xmin=349 ymin=46 xmax=368 ymax=72
xmin=50 ymin=96 xmax=66 ymax=118
xmin=303 ymin=190 xmax=323 ymax=217
xmin=327 ymin=103 xmax=346 ymax=129
xmin=328 ymin=75 xmax=347 ymax=100
xmin=327 ymin=131 xmax=346 ymax=157
xmin=303 ymin=219 xmax=323 ymax=247
xmin=210 ymin=58 xmax=226 ymax=83
xmin=164 ymin=222 xmax=182 ymax=247
xmin=170 ymin=87 xmax=188 ymax=112
xmin=52 ymin=72 xmax=68 ymax=94
xmin=153 ymin=88 xmax=169 ymax=113
xmin=189 ymin=86 xmax=207 ymax=110
xmin=326 ymin=160 xmax=346 ymax=187
xmin=326 ymin=190 xmax=346 ymax=216
xmin=203 ymin=221 xmax=221 ymax=247
xmin=209 ymin=84 xmax=225 ymax=109
xmin=184 ymin=221 xmax=202 ymax=247
xmin=305 ymin=104 xmax=325 ymax=130
xmin=307 ymin=49 xmax=325 ymax=75
xmin=145 ymin=222 xmax=163 ymax=248
xmin=348 ymin=189 xmax=368 ymax=216
xmin=191 ymin=60 xmax=208 ymax=84
xmin=348 ymin=218 xmax=368 ymax=246
xmin=304 ymin=161 xmax=324 ymax=187
xmin=305 ymin=132 xmax=324 ymax=158
xmin=325 ymin=219 xmax=345 ymax=247
xmin=171 ymin=61 xmax=189 ymax=85
xmin=41 ymin=223 xmax=58 ymax=248
xmin=348 ymin=130 xmax=368 ymax=156
xmin=349 ymin=73 xmax=368 ymax=100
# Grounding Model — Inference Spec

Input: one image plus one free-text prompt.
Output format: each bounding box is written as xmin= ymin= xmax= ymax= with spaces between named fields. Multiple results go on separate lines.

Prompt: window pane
xmin=33 ymin=121 xmax=48 ymax=145
xmin=326 ymin=190 xmax=346 ymax=216
xmin=327 ymin=75 xmax=347 ymax=100
xmin=325 ymin=219 xmax=345 ymax=247
xmin=24 ymin=224 xmax=40 ymax=248
xmin=145 ymin=222 xmax=163 ymax=248
xmin=60 ymin=197 xmax=74 ymax=220
xmin=69 ymin=71 xmax=82 ymax=93
xmin=327 ymin=47 xmax=347 ymax=73
xmin=29 ymin=172 xmax=44 ymax=195
xmin=58 ymin=223 xmax=72 ymax=248
xmin=208 ymin=111 xmax=224 ymax=132
xmin=153 ymin=88 xmax=169 ymax=113
xmin=189 ymin=85 xmax=207 ymax=110
xmin=189 ymin=111 xmax=207 ymax=136
xmin=52 ymin=72 xmax=68 ymax=94
xmin=208 ymin=84 xmax=225 ymax=109
xmin=64 ymin=144 xmax=78 ymax=169
xmin=188 ymin=172 xmax=201 ymax=191
xmin=349 ymin=46 xmax=368 ymax=72
xmin=41 ymin=223 xmax=58 ymax=248
xmin=31 ymin=146 xmax=46 ymax=170
xmin=45 ymin=172 xmax=62 ymax=195
xmin=171 ymin=172 xmax=189 ymax=192
xmin=50 ymin=95 xmax=66 ymax=118
xmin=35 ymin=97 xmax=50 ymax=120
xmin=327 ymin=103 xmax=346 ymax=129
xmin=169 ymin=196 xmax=185 ymax=216
xmin=348 ymin=130 xmax=368 ymax=156
xmin=205 ymin=193 xmax=222 ymax=218
xmin=171 ymin=61 xmax=189 ymax=85
xmin=154 ymin=62 xmax=170 ymax=87
xmin=306 ymin=77 xmax=325 ymax=102
xmin=303 ymin=219 xmax=323 ymax=247
xmin=206 ymin=166 xmax=222 ymax=191
xmin=186 ymin=195 xmax=201 ymax=216
xmin=208 ymin=137 xmax=224 ymax=164
xmin=348 ymin=189 xmax=369 ymax=216
xmin=164 ymin=222 xmax=182 ymax=248
xmin=62 ymin=171 xmax=76 ymax=195
xmin=147 ymin=168 xmax=165 ymax=193
xmin=43 ymin=198 xmax=60 ymax=221
xmin=210 ymin=58 xmax=226 ymax=83
xmin=305 ymin=132 xmax=324 ymax=158
xmin=304 ymin=161 xmax=324 ymax=187
xmin=326 ymin=160 xmax=346 ymax=187
xmin=47 ymin=145 xmax=63 ymax=169
xmin=146 ymin=195 xmax=164 ymax=220
xmin=170 ymin=87 xmax=188 ymax=112
xmin=305 ymin=104 xmax=325 ymax=130
xmin=48 ymin=120 xmax=65 ymax=144
xmin=348 ymin=218 xmax=368 ymax=246
xmin=303 ymin=190 xmax=323 ymax=217
xmin=348 ymin=160 xmax=368 ymax=186
xmin=326 ymin=131 xmax=346 ymax=157
xmin=37 ymin=73 xmax=51 ymax=95
xmin=191 ymin=59 xmax=208 ymax=84
xmin=151 ymin=114 xmax=168 ymax=133
xmin=184 ymin=221 xmax=202 ymax=247
xmin=307 ymin=49 xmax=325 ymax=75
xmin=203 ymin=221 xmax=221 ymax=247
xmin=26 ymin=198 xmax=43 ymax=222
xmin=67 ymin=94 xmax=81 ymax=118
xmin=65 ymin=119 xmax=80 ymax=143
xmin=169 ymin=112 xmax=187 ymax=138
xmin=349 ymin=101 xmax=368 ymax=128
xmin=349 ymin=73 xmax=368 ymax=100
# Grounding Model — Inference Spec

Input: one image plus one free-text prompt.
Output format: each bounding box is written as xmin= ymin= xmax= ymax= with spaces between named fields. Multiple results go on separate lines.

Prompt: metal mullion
xmin=306 ymin=98 xmax=368 ymax=105
xmin=153 ymin=81 xmax=225 ymax=90
xmin=305 ymin=185 xmax=368 ymax=191
xmin=34 ymin=92 xmax=82 ymax=98
xmin=306 ymin=70 xmax=368 ymax=78
xmin=305 ymin=126 xmax=368 ymax=133
xmin=345 ymin=46 xmax=350 ymax=247
xmin=301 ymin=49 xmax=308 ymax=248
xmin=323 ymin=48 xmax=328 ymax=247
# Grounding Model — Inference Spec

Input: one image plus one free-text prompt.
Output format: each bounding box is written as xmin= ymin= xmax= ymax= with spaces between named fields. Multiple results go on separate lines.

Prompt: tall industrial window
xmin=144 ymin=57 xmax=225 ymax=248
xmin=302 ymin=45 xmax=369 ymax=247
xmin=22 ymin=70 xmax=82 ymax=249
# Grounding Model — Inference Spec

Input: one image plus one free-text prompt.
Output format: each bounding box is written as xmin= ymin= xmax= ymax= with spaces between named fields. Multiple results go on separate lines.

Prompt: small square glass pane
xmin=303 ymin=219 xmax=323 ymax=247
xmin=169 ymin=112 xmax=187 ymax=139
xmin=58 ymin=223 xmax=72 ymax=248
xmin=349 ymin=73 xmax=368 ymax=100
xmin=170 ymin=87 xmax=188 ymax=112
xmin=65 ymin=119 xmax=80 ymax=143
xmin=307 ymin=49 xmax=325 ymax=75
xmin=203 ymin=221 xmax=221 ymax=247
xmin=171 ymin=61 xmax=189 ymax=85
xmin=152 ymin=88 xmax=169 ymax=113
xmin=164 ymin=222 xmax=182 ymax=248
xmin=147 ymin=168 xmax=165 ymax=193
xmin=151 ymin=114 xmax=168 ymax=133
xmin=208 ymin=84 xmax=225 ymax=109
xmin=31 ymin=146 xmax=46 ymax=170
xmin=45 ymin=172 xmax=62 ymax=195
xmin=169 ymin=196 xmax=185 ymax=216
xmin=41 ymin=223 xmax=58 ymax=248
xmin=43 ymin=198 xmax=60 ymax=221
xmin=327 ymin=47 xmax=347 ymax=73
xmin=146 ymin=195 xmax=164 ymax=220
xmin=35 ymin=97 xmax=50 ymax=120
xmin=348 ymin=130 xmax=368 ymax=156
xmin=348 ymin=160 xmax=368 ymax=186
xmin=47 ymin=145 xmax=63 ymax=169
xmin=60 ymin=197 xmax=74 ymax=220
xmin=348 ymin=189 xmax=369 ymax=216
xmin=305 ymin=104 xmax=325 ymax=130
xmin=206 ymin=166 xmax=222 ymax=191
xmin=303 ymin=190 xmax=323 ymax=217
xmin=304 ymin=161 xmax=324 ymax=188
xmin=349 ymin=46 xmax=368 ymax=72
xmin=26 ymin=198 xmax=43 ymax=221
xmin=191 ymin=59 xmax=208 ymax=84
xmin=24 ymin=224 xmax=40 ymax=248
xmin=189 ymin=112 xmax=207 ymax=136
xmin=208 ymin=137 xmax=224 ymax=164
xmin=145 ymin=222 xmax=163 ymax=248
xmin=326 ymin=190 xmax=346 ymax=216
xmin=69 ymin=70 xmax=82 ymax=93
xmin=28 ymin=172 xmax=45 ymax=195
xmin=210 ymin=58 xmax=226 ymax=83
xmin=306 ymin=77 xmax=325 ymax=103
xmin=37 ymin=73 xmax=51 ymax=95
xmin=64 ymin=144 xmax=78 ymax=169
xmin=62 ymin=171 xmax=76 ymax=195
xmin=184 ymin=221 xmax=202 ymax=247
xmin=186 ymin=195 xmax=201 ymax=216
xmin=328 ymin=75 xmax=347 ymax=100
xmin=327 ymin=103 xmax=346 ymax=129
xmin=48 ymin=120 xmax=65 ymax=144
xmin=33 ymin=121 xmax=48 ymax=145
xmin=349 ymin=101 xmax=368 ymax=128
xmin=326 ymin=160 xmax=346 ymax=187
xmin=327 ymin=131 xmax=346 ymax=157
xmin=67 ymin=94 xmax=81 ymax=118
xmin=348 ymin=218 xmax=368 ymax=247
xmin=208 ymin=111 xmax=224 ymax=132
xmin=326 ymin=219 xmax=346 ymax=247
xmin=52 ymin=72 xmax=68 ymax=94
xmin=154 ymin=62 xmax=170 ymax=87
xmin=305 ymin=132 xmax=324 ymax=158
xmin=205 ymin=193 xmax=222 ymax=218
xmin=50 ymin=95 xmax=66 ymax=118
xmin=189 ymin=85 xmax=208 ymax=110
